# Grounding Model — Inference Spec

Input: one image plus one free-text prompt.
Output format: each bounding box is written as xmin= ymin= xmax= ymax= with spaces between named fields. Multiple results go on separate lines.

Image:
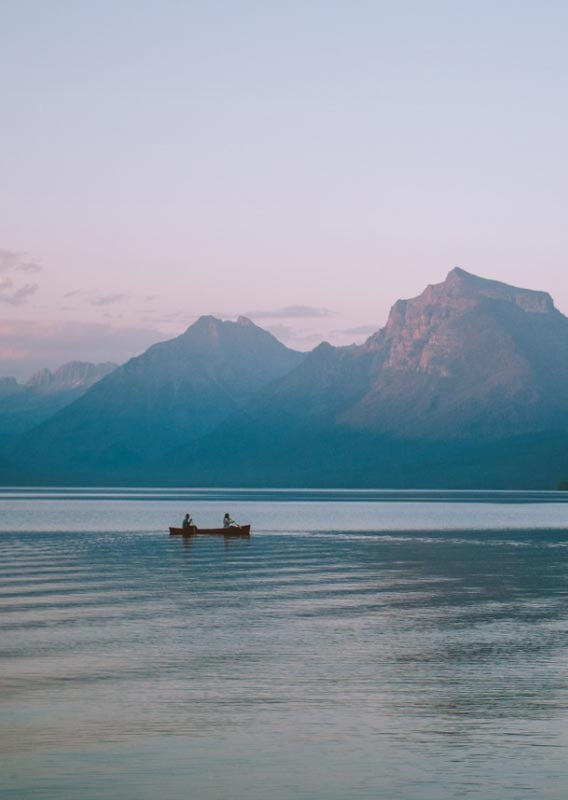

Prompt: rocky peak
xmin=189 ymin=315 xmax=262 ymax=333
xmin=26 ymin=368 xmax=53 ymax=391
xmin=187 ymin=315 xmax=223 ymax=335
xmin=183 ymin=315 xmax=287 ymax=349
xmin=365 ymin=269 xmax=557 ymax=376
xmin=441 ymin=267 xmax=555 ymax=313
xmin=236 ymin=315 xmax=256 ymax=328
xmin=26 ymin=361 xmax=117 ymax=394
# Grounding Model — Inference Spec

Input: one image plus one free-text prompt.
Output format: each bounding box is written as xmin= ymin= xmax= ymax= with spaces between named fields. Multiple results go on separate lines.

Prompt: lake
xmin=1 ymin=488 xmax=568 ymax=799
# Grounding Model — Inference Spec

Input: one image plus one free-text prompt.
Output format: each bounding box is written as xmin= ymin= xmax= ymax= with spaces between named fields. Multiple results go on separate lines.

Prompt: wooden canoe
xmin=169 ymin=525 xmax=251 ymax=537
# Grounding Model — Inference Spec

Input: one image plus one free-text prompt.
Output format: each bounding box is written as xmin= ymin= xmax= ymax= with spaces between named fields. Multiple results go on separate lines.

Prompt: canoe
xmin=169 ymin=525 xmax=251 ymax=537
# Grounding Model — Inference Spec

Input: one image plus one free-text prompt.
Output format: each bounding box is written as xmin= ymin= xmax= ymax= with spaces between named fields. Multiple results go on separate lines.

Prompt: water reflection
xmin=1 ymin=496 xmax=567 ymax=799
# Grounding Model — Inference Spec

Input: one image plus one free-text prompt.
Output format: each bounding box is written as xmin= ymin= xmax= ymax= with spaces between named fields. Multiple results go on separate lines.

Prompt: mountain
xmin=342 ymin=267 xmax=568 ymax=438
xmin=12 ymin=316 xmax=303 ymax=480
xmin=161 ymin=269 xmax=568 ymax=488
xmin=26 ymin=361 xmax=118 ymax=395
xmin=0 ymin=361 xmax=117 ymax=439
xmin=0 ymin=377 xmax=22 ymax=398
xmin=6 ymin=269 xmax=568 ymax=488
xmin=246 ymin=267 xmax=568 ymax=438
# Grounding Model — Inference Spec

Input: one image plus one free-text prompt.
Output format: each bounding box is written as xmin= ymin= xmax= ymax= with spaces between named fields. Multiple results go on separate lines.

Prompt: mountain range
xmin=3 ymin=269 xmax=568 ymax=488
xmin=0 ymin=361 xmax=117 ymax=439
xmin=10 ymin=317 xmax=302 ymax=480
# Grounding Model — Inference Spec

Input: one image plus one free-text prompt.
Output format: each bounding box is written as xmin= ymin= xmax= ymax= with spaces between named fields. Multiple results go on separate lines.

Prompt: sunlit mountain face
xmin=4 ymin=271 xmax=568 ymax=488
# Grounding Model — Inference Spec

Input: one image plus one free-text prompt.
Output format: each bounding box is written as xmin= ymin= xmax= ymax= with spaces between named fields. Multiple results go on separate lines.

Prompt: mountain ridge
xmin=25 ymin=361 xmax=117 ymax=394
xmin=4 ymin=269 xmax=568 ymax=488
xmin=0 ymin=360 xmax=118 ymax=438
xmin=10 ymin=315 xmax=303 ymax=478
xmin=157 ymin=268 xmax=568 ymax=488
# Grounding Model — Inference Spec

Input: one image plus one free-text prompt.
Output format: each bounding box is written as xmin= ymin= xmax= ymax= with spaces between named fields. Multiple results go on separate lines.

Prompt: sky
xmin=1 ymin=1 xmax=567 ymax=378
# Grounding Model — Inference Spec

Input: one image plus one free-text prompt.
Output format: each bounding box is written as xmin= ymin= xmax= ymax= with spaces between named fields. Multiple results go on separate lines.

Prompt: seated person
xmin=182 ymin=513 xmax=193 ymax=529
xmin=223 ymin=512 xmax=238 ymax=528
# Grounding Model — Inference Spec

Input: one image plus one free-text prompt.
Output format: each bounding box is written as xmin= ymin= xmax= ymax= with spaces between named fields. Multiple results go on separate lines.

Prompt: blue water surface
xmin=1 ymin=488 xmax=567 ymax=799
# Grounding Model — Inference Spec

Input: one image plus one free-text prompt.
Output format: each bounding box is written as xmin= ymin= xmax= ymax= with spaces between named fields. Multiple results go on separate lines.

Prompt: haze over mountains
xmin=0 ymin=361 xmax=117 ymax=439
xmin=3 ymin=269 xmax=568 ymax=488
xmin=11 ymin=317 xmax=302 ymax=479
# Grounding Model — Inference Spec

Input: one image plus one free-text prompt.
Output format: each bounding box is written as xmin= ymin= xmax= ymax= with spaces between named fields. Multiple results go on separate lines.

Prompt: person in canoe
xmin=182 ymin=513 xmax=193 ymax=530
xmin=223 ymin=512 xmax=240 ymax=529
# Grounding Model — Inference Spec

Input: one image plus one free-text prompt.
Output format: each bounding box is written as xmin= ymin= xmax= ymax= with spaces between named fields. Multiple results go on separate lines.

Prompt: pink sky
xmin=1 ymin=2 xmax=567 ymax=378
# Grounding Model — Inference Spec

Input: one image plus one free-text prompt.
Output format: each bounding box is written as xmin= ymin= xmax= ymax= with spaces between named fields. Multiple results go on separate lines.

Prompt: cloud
xmin=16 ymin=261 xmax=42 ymax=273
xmin=64 ymin=290 xmax=127 ymax=306
xmin=0 ymin=275 xmax=38 ymax=305
xmin=0 ymin=248 xmax=41 ymax=304
xmin=332 ymin=324 xmax=378 ymax=336
xmin=90 ymin=293 xmax=128 ymax=306
xmin=243 ymin=305 xmax=335 ymax=320
xmin=0 ymin=249 xmax=42 ymax=274
xmin=0 ymin=320 xmax=167 ymax=380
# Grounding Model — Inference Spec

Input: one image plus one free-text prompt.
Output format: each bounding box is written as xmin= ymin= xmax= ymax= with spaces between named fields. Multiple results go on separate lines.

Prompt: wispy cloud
xmin=0 ymin=248 xmax=41 ymax=305
xmin=90 ymin=293 xmax=127 ymax=306
xmin=243 ymin=305 xmax=335 ymax=320
xmin=64 ymin=289 xmax=127 ymax=306
xmin=332 ymin=324 xmax=378 ymax=337
xmin=0 ymin=249 xmax=42 ymax=274
xmin=0 ymin=275 xmax=38 ymax=305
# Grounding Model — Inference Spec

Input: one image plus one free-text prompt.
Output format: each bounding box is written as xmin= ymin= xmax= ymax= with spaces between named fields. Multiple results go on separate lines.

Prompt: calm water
xmin=1 ymin=488 xmax=568 ymax=799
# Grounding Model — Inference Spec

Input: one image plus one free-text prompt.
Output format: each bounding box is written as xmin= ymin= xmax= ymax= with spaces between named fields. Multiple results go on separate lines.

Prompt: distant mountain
xmin=6 ymin=270 xmax=568 ymax=488
xmin=12 ymin=316 xmax=303 ymax=480
xmin=0 ymin=377 xmax=22 ymax=398
xmin=0 ymin=361 xmax=117 ymax=439
xmin=161 ymin=269 xmax=568 ymax=488
xmin=26 ymin=361 xmax=118 ymax=395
